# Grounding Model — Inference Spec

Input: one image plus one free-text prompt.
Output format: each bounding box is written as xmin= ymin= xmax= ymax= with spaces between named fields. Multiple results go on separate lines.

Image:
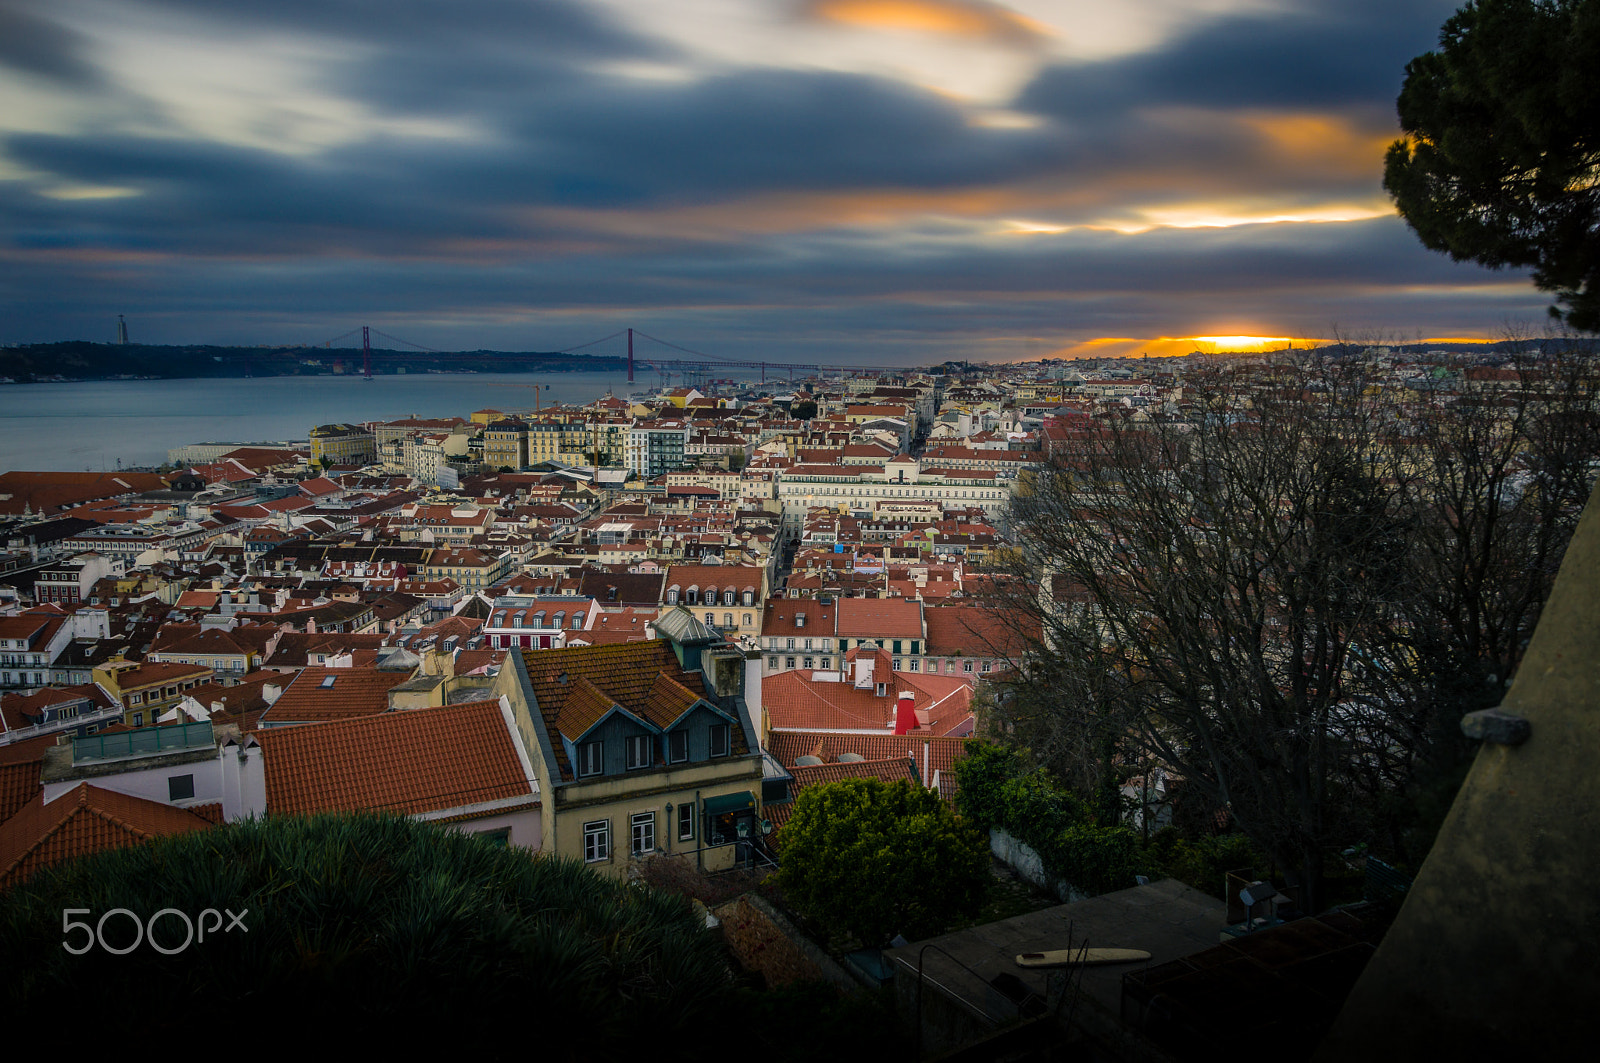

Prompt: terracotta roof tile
xmin=642 ymin=670 xmax=702 ymax=726
xmin=787 ymin=756 xmax=918 ymax=790
xmin=259 ymin=667 xmax=417 ymax=725
xmin=256 ymin=701 xmax=535 ymax=816
xmin=554 ymin=676 xmax=619 ymax=739
xmin=766 ymin=731 xmax=968 ymax=785
xmin=0 ymin=783 xmax=215 ymax=890
xmin=519 ymin=640 xmax=730 ymax=780
xmin=0 ymin=759 xmax=42 ymax=826
xmin=761 ymin=669 xmax=972 ymax=733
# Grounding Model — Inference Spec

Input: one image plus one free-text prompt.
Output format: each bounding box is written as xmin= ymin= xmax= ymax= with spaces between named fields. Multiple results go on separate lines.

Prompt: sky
xmin=0 ymin=0 xmax=1555 ymax=365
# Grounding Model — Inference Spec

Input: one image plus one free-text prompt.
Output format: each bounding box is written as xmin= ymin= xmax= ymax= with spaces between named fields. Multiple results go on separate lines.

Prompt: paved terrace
xmin=886 ymin=878 xmax=1224 ymax=1060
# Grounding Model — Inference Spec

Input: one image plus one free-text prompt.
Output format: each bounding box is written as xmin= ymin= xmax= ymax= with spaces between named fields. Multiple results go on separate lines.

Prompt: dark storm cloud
xmin=0 ymin=0 xmax=1547 ymax=358
xmin=138 ymin=0 xmax=660 ymax=58
xmin=0 ymin=3 xmax=101 ymax=86
xmin=1019 ymin=0 xmax=1461 ymax=117
xmin=2 ymin=61 xmax=1068 ymax=256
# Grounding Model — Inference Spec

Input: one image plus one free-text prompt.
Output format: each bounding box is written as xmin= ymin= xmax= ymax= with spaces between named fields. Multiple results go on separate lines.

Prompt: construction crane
xmin=486 ymin=382 xmax=543 ymax=415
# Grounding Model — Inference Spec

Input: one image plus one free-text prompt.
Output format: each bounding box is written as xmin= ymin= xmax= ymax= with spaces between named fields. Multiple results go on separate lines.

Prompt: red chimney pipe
xmin=893 ymin=693 xmax=917 ymax=735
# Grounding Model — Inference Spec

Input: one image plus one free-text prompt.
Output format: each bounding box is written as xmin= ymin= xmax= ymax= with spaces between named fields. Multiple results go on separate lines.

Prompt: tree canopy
xmin=997 ymin=353 xmax=1600 ymax=912
xmin=776 ymin=777 xmax=989 ymax=946
xmin=1385 ymin=0 xmax=1600 ymax=330
xmin=0 ymin=812 xmax=730 ymax=1058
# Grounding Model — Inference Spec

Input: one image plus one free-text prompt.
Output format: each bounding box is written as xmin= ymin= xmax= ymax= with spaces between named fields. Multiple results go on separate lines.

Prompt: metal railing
xmin=73 ymin=720 xmax=214 ymax=762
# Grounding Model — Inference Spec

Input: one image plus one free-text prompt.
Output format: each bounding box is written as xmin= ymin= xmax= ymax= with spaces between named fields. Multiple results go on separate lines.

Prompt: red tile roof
xmin=256 ymin=701 xmax=535 ymax=816
xmin=259 ymin=666 xmax=417 ymax=725
xmin=765 ymin=731 xmax=968 ymax=785
xmin=518 ymin=640 xmax=732 ymax=781
xmin=923 ymin=604 xmax=1037 ymax=659
xmin=0 ymin=759 xmax=42 ymax=826
xmin=834 ymin=596 xmax=923 ymax=637
xmin=0 ymin=783 xmax=215 ymax=889
xmin=760 ymin=669 xmax=972 ymax=733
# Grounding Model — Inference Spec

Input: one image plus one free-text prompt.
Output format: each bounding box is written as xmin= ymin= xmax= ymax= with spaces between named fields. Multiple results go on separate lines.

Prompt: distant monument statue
xmin=116 ymin=315 xmax=129 ymax=345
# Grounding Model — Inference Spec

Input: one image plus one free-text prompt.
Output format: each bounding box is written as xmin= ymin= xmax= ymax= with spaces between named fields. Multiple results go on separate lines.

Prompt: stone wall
xmin=713 ymin=892 xmax=860 ymax=993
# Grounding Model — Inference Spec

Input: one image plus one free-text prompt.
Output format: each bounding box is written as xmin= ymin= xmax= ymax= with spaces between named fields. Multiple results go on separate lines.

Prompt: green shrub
xmin=0 ymin=812 xmax=730 ymax=1058
xmin=777 ymin=777 xmax=990 ymax=946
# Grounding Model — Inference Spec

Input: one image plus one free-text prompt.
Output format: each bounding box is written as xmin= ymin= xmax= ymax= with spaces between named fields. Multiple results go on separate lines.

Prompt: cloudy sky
xmin=0 ymin=0 xmax=1550 ymax=364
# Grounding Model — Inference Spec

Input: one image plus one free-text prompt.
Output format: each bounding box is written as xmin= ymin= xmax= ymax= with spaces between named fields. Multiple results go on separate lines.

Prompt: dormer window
xmin=578 ymin=740 xmax=603 ymax=777
xmin=571 ymin=612 xmax=584 ymax=629
xmin=625 ymin=734 xmax=651 ymax=770
xmin=709 ymin=723 xmax=730 ymax=758
xmin=667 ymin=587 xmax=679 ymax=605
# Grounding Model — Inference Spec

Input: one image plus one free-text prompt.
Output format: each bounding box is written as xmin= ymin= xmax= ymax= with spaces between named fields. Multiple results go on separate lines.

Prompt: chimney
xmin=893 ymin=692 xmax=917 ymax=735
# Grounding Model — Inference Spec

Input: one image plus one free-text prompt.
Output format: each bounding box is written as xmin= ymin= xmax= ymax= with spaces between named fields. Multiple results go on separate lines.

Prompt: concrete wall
xmin=1319 ymin=485 xmax=1600 ymax=1057
xmin=989 ymin=828 xmax=1087 ymax=904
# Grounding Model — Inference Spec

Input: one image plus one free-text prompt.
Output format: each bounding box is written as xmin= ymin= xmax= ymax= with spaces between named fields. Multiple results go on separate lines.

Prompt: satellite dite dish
xmin=1015 ymin=949 xmax=1151 ymax=968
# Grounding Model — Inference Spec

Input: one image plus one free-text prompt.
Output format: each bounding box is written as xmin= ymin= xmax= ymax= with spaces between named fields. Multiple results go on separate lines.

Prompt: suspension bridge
xmin=311 ymin=324 xmax=915 ymax=384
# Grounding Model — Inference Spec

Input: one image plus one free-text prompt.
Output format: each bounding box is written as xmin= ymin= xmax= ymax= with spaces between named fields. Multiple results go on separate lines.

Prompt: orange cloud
xmin=1038 ymin=336 xmax=1316 ymax=360
xmin=1239 ymin=111 xmax=1394 ymax=178
xmin=805 ymin=0 xmax=1050 ymax=45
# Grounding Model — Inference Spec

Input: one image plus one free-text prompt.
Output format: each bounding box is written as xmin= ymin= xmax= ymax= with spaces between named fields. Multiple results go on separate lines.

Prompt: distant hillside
xmin=0 ymin=341 xmax=627 ymax=382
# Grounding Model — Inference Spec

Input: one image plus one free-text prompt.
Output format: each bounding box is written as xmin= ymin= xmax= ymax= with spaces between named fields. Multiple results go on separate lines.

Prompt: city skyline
xmin=1 ymin=0 xmax=1556 ymax=363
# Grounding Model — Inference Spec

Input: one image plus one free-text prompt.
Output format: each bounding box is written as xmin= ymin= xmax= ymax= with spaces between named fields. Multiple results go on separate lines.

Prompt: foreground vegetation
xmin=1 ymin=813 xmax=728 ymax=1057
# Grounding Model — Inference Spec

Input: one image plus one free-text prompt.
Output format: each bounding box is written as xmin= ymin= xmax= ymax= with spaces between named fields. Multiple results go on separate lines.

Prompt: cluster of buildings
xmin=1 ymin=346 xmax=1523 ymax=888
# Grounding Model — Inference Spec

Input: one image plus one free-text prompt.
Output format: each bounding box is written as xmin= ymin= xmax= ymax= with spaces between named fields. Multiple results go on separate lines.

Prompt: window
xmin=710 ymin=723 xmax=730 ymax=757
xmin=786 ymin=637 xmax=795 ymax=650
xmin=669 ymin=730 xmax=689 ymax=763
xmin=803 ymin=657 xmax=813 ymax=669
xmin=963 ymin=660 xmax=974 ymax=673
xmin=742 ymin=590 xmax=754 ymax=606
xmin=578 ymin=740 xmax=603 ymax=777
xmin=667 ymin=588 xmax=680 ymax=604
xmin=803 ymin=637 xmax=813 ymax=651
xmin=572 ymin=612 xmax=584 ymax=629
xmin=893 ymin=658 xmax=903 ymax=670
xmin=723 ymin=589 xmax=735 ymax=606
xmin=678 ymin=802 xmax=695 ymax=841
xmin=168 ymin=774 xmax=195 ymax=801
xmin=768 ymin=656 xmax=778 ymax=669
xmin=131 ymin=713 xmax=143 ymax=727
xmin=724 ymin=613 xmax=733 ymax=627
xmin=583 ymin=820 xmax=610 ymax=862
xmin=625 ymin=734 xmax=651 ymax=770
xmin=982 ymin=660 xmax=993 ymax=672
xmin=820 ymin=657 xmax=831 ymax=669
xmin=705 ymin=613 xmax=715 ymax=625
xmin=631 ymin=812 xmax=656 ymax=855
xmin=876 ymin=682 xmax=887 ymax=697
xmin=893 ymin=640 xmax=903 ymax=654
xmin=743 ymin=613 xmax=752 ymax=627
xmin=785 ymin=657 xmax=795 ymax=669
xmin=909 ymin=659 xmax=920 ymax=671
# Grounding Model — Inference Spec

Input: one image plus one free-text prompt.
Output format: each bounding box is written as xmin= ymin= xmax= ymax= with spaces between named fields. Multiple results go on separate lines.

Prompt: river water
xmin=0 ymin=370 xmax=763 ymax=473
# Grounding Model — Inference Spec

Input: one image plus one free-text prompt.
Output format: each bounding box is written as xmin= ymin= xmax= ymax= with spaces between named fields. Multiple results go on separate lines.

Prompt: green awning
xmin=703 ymin=791 xmax=756 ymax=816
